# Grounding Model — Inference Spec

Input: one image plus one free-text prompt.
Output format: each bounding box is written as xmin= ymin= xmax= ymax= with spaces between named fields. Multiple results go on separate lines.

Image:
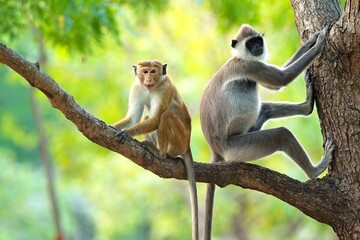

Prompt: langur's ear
xmin=162 ymin=64 xmax=167 ymax=75
xmin=231 ymin=39 xmax=238 ymax=48
xmin=133 ymin=65 xmax=137 ymax=75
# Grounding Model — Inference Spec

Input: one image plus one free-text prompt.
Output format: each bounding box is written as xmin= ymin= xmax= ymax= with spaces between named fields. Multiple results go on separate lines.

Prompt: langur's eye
xmin=150 ymin=70 xmax=156 ymax=73
xmin=143 ymin=70 xmax=148 ymax=74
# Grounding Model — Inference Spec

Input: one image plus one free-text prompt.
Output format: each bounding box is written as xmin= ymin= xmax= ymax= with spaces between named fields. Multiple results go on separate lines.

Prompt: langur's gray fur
xmin=200 ymin=24 xmax=335 ymax=240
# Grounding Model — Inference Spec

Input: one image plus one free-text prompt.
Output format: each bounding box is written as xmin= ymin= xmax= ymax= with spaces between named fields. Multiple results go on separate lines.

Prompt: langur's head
xmin=133 ymin=60 xmax=167 ymax=90
xmin=231 ymin=24 xmax=267 ymax=61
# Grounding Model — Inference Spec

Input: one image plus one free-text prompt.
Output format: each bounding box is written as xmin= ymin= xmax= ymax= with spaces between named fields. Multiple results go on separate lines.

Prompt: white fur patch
xmin=231 ymin=37 xmax=267 ymax=61
xmin=148 ymin=92 xmax=162 ymax=117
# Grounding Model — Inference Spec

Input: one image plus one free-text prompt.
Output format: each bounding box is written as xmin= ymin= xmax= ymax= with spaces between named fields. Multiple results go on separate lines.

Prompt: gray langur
xmin=200 ymin=24 xmax=335 ymax=240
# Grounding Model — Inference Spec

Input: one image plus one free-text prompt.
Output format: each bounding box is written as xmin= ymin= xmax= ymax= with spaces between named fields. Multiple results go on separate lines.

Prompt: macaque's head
xmin=133 ymin=60 xmax=167 ymax=90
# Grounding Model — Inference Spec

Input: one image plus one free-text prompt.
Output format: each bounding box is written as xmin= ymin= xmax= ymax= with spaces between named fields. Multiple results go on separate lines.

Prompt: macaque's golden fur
xmin=113 ymin=60 xmax=198 ymax=240
xmin=113 ymin=60 xmax=192 ymax=157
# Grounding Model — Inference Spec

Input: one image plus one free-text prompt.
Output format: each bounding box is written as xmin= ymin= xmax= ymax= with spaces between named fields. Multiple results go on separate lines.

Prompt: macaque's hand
xmin=116 ymin=129 xmax=129 ymax=144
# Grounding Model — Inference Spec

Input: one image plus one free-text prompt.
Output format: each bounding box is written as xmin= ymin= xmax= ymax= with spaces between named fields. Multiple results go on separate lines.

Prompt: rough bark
xmin=291 ymin=0 xmax=360 ymax=238
xmin=0 ymin=0 xmax=359 ymax=238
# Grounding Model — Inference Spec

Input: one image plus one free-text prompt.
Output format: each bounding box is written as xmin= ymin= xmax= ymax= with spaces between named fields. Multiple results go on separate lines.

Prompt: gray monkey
xmin=200 ymin=24 xmax=335 ymax=240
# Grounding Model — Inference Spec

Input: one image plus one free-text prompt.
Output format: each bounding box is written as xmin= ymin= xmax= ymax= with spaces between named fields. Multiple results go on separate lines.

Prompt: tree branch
xmin=0 ymin=42 xmax=344 ymax=226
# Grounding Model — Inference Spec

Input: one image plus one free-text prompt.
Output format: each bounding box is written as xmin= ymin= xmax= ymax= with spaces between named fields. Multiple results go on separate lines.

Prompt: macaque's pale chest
xmin=141 ymin=89 xmax=169 ymax=118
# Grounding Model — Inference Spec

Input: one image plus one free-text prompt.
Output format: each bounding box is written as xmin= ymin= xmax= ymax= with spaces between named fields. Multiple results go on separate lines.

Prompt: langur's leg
xmin=225 ymin=127 xmax=335 ymax=179
xmin=250 ymin=76 xmax=314 ymax=132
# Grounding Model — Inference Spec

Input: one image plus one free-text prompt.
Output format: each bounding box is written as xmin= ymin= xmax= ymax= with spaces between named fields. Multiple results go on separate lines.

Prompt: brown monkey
xmin=200 ymin=24 xmax=335 ymax=239
xmin=113 ymin=60 xmax=199 ymax=240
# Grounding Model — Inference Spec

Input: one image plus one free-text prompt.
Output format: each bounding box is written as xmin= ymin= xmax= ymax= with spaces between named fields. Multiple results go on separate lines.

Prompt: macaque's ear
xmin=133 ymin=65 xmax=137 ymax=75
xmin=162 ymin=64 xmax=167 ymax=75
xmin=231 ymin=39 xmax=238 ymax=48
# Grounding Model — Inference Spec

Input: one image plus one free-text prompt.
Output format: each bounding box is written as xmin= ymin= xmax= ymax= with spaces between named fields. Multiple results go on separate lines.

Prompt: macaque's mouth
xmin=144 ymin=83 xmax=155 ymax=87
xmin=144 ymin=84 xmax=155 ymax=89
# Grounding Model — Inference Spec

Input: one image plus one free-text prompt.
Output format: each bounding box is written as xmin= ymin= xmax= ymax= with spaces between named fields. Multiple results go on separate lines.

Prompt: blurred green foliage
xmin=0 ymin=0 xmax=339 ymax=239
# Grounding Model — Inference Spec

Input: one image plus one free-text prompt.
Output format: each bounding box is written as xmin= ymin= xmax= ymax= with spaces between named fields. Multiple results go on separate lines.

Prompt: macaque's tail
xmin=183 ymin=149 xmax=199 ymax=240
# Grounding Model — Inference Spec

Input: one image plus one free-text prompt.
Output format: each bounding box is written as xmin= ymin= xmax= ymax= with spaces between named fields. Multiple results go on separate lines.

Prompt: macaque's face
xmin=138 ymin=66 xmax=161 ymax=90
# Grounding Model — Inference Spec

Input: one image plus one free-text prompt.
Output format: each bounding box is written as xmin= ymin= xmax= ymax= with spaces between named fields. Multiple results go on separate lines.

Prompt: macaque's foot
xmin=142 ymin=140 xmax=160 ymax=156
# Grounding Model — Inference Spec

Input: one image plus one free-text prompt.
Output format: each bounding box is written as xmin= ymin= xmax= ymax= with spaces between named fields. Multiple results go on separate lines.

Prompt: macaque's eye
xmin=150 ymin=69 xmax=156 ymax=73
xmin=143 ymin=70 xmax=148 ymax=74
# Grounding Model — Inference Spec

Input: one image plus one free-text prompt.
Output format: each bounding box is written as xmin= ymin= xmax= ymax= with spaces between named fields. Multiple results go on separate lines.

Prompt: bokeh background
xmin=0 ymin=0 xmax=343 ymax=239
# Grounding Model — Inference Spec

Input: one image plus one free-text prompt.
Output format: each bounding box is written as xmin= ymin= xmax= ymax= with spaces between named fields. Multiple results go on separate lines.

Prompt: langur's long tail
xmin=204 ymin=183 xmax=215 ymax=240
xmin=204 ymin=152 xmax=222 ymax=240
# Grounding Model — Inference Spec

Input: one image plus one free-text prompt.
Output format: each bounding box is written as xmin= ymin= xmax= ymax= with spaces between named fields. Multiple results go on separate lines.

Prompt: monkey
xmin=112 ymin=60 xmax=199 ymax=240
xmin=199 ymin=24 xmax=335 ymax=239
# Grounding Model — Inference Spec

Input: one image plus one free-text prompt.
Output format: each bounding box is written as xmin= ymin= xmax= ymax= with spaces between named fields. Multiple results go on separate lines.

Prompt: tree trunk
xmin=0 ymin=0 xmax=359 ymax=239
xmin=291 ymin=0 xmax=360 ymax=238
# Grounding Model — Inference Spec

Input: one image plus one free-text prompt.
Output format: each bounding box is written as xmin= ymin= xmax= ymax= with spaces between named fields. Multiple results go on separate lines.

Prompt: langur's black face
xmin=245 ymin=35 xmax=264 ymax=56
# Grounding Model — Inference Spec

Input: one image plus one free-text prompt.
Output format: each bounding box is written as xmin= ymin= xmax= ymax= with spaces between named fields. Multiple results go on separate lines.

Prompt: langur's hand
xmin=315 ymin=25 xmax=330 ymax=50
xmin=303 ymin=31 xmax=321 ymax=50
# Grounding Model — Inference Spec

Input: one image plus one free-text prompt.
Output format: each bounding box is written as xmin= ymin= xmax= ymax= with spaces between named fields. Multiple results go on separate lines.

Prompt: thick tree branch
xmin=0 ymin=42 xmax=345 ymax=226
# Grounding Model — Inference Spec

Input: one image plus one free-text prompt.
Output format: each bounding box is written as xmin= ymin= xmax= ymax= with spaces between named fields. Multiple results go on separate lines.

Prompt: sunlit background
xmin=0 ymin=0 xmax=342 ymax=239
